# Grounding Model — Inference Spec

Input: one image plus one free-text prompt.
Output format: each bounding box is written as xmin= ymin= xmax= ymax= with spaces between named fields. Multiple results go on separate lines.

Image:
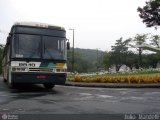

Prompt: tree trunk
xmin=116 ymin=64 xmax=121 ymax=72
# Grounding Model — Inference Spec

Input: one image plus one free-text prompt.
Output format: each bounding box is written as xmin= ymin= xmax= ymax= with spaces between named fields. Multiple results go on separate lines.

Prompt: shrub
xmin=70 ymin=72 xmax=160 ymax=84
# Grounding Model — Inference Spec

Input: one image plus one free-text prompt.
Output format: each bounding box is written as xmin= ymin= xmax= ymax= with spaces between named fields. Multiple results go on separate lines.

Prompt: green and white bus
xmin=2 ymin=22 xmax=70 ymax=89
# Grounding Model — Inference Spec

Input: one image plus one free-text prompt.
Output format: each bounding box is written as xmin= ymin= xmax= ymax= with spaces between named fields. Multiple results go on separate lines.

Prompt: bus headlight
xmin=55 ymin=69 xmax=67 ymax=73
xmin=12 ymin=67 xmax=16 ymax=71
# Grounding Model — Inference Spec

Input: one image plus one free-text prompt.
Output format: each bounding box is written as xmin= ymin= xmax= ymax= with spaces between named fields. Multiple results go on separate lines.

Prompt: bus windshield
xmin=12 ymin=34 xmax=66 ymax=60
xmin=43 ymin=36 xmax=66 ymax=60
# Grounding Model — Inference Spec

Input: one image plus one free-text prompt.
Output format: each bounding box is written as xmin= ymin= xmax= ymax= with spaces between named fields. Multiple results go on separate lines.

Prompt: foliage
xmin=142 ymin=53 xmax=160 ymax=68
xmin=132 ymin=34 xmax=148 ymax=68
xmin=110 ymin=37 xmax=135 ymax=71
xmin=71 ymin=70 xmax=160 ymax=84
xmin=150 ymin=35 xmax=160 ymax=48
xmin=137 ymin=0 xmax=160 ymax=28
xmin=103 ymin=33 xmax=160 ymax=72
xmin=103 ymin=52 xmax=111 ymax=70
xmin=67 ymin=48 xmax=104 ymax=73
xmin=124 ymin=51 xmax=138 ymax=70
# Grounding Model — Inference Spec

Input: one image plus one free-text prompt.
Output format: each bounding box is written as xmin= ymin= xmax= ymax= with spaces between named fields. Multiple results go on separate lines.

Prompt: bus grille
xmin=29 ymin=68 xmax=53 ymax=72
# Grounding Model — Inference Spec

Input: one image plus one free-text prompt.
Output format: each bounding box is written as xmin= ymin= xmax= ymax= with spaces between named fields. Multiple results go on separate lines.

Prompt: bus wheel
xmin=7 ymin=79 xmax=15 ymax=89
xmin=7 ymin=81 xmax=15 ymax=89
xmin=3 ymin=78 xmax=7 ymax=83
xmin=43 ymin=84 xmax=55 ymax=89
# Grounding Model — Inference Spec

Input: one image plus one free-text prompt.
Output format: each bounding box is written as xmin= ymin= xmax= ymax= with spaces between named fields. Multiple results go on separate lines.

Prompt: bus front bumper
xmin=11 ymin=72 xmax=66 ymax=85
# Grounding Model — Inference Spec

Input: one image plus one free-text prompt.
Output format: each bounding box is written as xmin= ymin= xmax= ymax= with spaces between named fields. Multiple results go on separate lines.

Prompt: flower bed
xmin=70 ymin=74 xmax=160 ymax=84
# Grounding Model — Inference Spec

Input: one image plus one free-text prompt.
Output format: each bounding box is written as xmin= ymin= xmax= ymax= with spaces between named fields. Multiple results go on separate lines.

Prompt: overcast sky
xmin=0 ymin=0 xmax=160 ymax=51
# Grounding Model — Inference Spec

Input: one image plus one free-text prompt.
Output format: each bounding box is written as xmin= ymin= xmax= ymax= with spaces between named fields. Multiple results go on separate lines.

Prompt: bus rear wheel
xmin=43 ymin=84 xmax=55 ymax=89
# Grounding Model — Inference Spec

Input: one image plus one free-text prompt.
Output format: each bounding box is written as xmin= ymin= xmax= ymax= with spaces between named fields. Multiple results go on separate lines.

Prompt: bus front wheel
xmin=3 ymin=78 xmax=7 ymax=83
xmin=43 ymin=84 xmax=55 ymax=89
xmin=7 ymin=73 xmax=14 ymax=89
xmin=7 ymin=80 xmax=15 ymax=89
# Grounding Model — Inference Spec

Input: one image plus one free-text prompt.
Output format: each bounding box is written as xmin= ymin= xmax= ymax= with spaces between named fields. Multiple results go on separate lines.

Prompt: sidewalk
xmin=65 ymin=81 xmax=160 ymax=88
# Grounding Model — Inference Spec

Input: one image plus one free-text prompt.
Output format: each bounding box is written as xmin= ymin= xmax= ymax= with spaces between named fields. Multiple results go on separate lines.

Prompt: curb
xmin=65 ymin=81 xmax=160 ymax=88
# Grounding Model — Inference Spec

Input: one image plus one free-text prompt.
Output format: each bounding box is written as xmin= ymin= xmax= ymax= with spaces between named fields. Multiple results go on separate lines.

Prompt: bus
xmin=2 ymin=22 xmax=70 ymax=89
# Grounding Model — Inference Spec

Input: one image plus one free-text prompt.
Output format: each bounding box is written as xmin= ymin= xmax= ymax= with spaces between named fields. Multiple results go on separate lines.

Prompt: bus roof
xmin=13 ymin=22 xmax=65 ymax=31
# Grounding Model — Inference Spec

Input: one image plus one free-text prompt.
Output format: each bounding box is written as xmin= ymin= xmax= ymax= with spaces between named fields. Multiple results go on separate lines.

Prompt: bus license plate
xmin=36 ymin=75 xmax=46 ymax=79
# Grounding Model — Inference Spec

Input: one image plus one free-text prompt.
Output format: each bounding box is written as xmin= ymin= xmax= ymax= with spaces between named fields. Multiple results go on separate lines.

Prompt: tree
xmin=149 ymin=35 xmax=160 ymax=68
xmin=111 ymin=37 xmax=131 ymax=71
xmin=67 ymin=50 xmax=92 ymax=73
xmin=137 ymin=0 xmax=160 ymax=29
xmin=150 ymin=35 xmax=160 ymax=48
xmin=103 ymin=51 xmax=111 ymax=70
xmin=147 ymin=53 xmax=160 ymax=68
xmin=124 ymin=51 xmax=137 ymax=70
xmin=132 ymin=34 xmax=148 ymax=68
xmin=141 ymin=53 xmax=160 ymax=68
xmin=67 ymin=50 xmax=83 ymax=72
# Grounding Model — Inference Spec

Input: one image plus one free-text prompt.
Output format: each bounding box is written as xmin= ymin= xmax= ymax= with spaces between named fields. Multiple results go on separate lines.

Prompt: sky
xmin=0 ymin=0 xmax=160 ymax=51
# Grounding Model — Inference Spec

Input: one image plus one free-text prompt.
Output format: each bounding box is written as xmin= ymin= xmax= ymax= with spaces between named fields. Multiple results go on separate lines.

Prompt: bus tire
xmin=7 ymin=74 xmax=14 ymax=89
xmin=7 ymin=80 xmax=15 ymax=89
xmin=3 ymin=78 xmax=7 ymax=83
xmin=43 ymin=84 xmax=55 ymax=89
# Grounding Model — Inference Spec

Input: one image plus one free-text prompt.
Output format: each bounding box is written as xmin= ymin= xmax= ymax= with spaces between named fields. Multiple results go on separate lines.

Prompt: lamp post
xmin=69 ymin=28 xmax=75 ymax=73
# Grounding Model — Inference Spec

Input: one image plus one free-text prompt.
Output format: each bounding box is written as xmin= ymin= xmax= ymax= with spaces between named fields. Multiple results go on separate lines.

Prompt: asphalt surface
xmin=0 ymin=77 xmax=160 ymax=120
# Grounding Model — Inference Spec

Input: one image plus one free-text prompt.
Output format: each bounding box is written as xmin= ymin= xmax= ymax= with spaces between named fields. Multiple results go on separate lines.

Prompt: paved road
xmin=0 ymin=77 xmax=160 ymax=119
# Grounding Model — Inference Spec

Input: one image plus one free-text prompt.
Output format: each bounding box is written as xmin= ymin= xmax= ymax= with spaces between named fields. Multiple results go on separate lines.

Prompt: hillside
xmin=67 ymin=48 xmax=104 ymax=72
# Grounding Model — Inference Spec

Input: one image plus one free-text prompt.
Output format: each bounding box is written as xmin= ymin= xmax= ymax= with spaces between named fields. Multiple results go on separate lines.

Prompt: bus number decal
xmin=19 ymin=63 xmax=35 ymax=67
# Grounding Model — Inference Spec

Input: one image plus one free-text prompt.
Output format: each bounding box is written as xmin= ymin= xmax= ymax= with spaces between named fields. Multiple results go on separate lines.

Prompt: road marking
xmin=96 ymin=95 xmax=114 ymax=98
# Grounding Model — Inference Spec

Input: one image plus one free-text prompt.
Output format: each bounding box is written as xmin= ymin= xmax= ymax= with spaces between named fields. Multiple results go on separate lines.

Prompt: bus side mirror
xmin=7 ymin=36 xmax=11 ymax=45
xmin=67 ymin=42 xmax=70 ymax=50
